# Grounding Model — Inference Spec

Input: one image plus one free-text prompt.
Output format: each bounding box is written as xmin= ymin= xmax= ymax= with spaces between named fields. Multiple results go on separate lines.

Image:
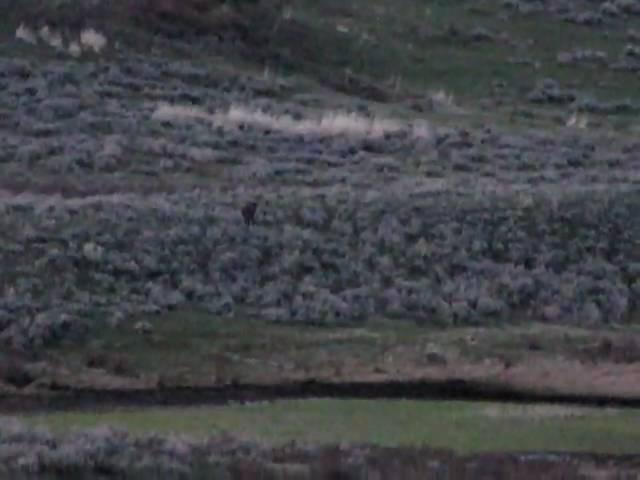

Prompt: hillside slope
xmin=1 ymin=0 xmax=640 ymax=351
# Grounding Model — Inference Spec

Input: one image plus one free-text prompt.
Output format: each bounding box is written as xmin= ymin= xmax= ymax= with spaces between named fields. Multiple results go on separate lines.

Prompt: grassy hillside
xmin=7 ymin=0 xmax=640 ymax=109
xmin=1 ymin=0 xmax=640 ymax=388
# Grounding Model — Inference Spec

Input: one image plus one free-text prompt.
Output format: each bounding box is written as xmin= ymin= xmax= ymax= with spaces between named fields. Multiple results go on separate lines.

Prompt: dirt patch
xmin=580 ymin=336 xmax=640 ymax=364
xmin=15 ymin=319 xmax=640 ymax=411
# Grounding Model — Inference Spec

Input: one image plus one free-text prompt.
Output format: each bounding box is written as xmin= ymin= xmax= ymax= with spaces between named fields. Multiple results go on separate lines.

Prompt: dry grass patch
xmin=14 ymin=23 xmax=37 ymax=45
xmin=151 ymin=102 xmax=434 ymax=139
xmin=427 ymin=89 xmax=465 ymax=114
xmin=566 ymin=112 xmax=589 ymax=129
xmin=150 ymin=103 xmax=213 ymax=123
xmin=15 ymin=23 xmax=108 ymax=56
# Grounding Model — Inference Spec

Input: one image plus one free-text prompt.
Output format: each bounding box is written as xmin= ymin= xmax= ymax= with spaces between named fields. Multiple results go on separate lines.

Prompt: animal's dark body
xmin=241 ymin=201 xmax=258 ymax=226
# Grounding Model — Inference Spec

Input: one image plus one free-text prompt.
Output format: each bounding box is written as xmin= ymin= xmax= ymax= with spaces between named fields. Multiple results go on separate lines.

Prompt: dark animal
xmin=241 ymin=201 xmax=258 ymax=226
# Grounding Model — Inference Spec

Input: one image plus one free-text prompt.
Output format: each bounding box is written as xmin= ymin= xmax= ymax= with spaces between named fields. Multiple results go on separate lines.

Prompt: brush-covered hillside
xmin=1 ymin=0 xmax=640 ymax=352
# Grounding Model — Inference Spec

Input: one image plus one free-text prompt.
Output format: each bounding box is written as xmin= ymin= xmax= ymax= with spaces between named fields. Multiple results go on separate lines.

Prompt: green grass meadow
xmin=17 ymin=399 xmax=640 ymax=454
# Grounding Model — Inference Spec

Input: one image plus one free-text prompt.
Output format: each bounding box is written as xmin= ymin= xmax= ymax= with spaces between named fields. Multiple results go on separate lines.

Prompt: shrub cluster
xmin=1 ymin=188 xmax=639 ymax=348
